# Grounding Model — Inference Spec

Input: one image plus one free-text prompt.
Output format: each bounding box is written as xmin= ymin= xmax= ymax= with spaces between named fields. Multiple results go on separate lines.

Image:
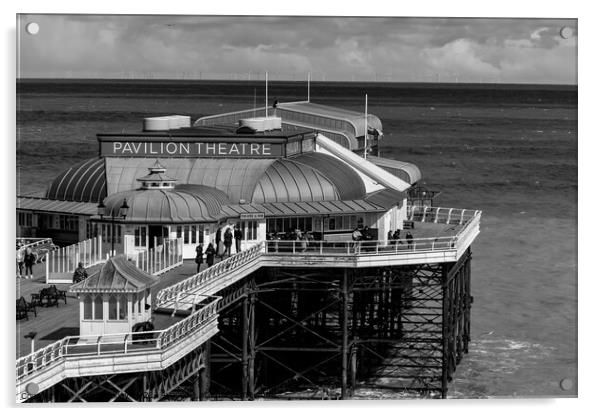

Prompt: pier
xmin=16 ymin=101 xmax=481 ymax=402
xmin=16 ymin=206 xmax=479 ymax=402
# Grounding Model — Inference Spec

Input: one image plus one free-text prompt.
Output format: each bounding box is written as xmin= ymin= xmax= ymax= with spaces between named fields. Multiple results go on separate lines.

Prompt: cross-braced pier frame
xmin=211 ymin=248 xmax=473 ymax=399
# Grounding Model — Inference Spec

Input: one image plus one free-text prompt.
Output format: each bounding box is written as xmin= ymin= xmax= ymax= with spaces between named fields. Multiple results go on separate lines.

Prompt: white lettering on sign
xmin=102 ymin=140 xmax=283 ymax=157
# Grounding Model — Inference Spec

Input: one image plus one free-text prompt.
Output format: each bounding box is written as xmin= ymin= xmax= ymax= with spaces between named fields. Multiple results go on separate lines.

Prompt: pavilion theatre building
xmin=16 ymin=105 xmax=422 ymax=259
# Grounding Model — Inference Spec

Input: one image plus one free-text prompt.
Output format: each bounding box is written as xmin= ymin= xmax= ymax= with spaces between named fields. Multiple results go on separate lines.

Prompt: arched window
xmin=93 ymin=295 xmax=103 ymax=320
xmin=83 ymin=295 xmax=92 ymax=320
xmin=108 ymin=295 xmax=117 ymax=320
xmin=119 ymin=295 xmax=128 ymax=320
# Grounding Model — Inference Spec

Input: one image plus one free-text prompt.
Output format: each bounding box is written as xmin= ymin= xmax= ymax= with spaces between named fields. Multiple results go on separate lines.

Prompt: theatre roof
xmin=44 ymin=150 xmax=367 ymax=207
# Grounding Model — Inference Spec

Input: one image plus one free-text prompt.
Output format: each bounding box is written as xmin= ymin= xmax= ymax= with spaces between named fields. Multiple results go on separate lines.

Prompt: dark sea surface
xmin=16 ymin=79 xmax=577 ymax=399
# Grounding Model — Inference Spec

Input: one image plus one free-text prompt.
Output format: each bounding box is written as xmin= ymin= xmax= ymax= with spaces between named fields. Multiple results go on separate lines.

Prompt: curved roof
xmin=105 ymin=157 xmax=275 ymax=203
xmin=71 ymin=255 xmax=157 ymax=293
xmin=102 ymin=186 xmax=223 ymax=223
xmin=277 ymin=102 xmax=383 ymax=137
xmin=252 ymin=159 xmax=339 ymax=203
xmin=46 ymin=158 xmax=106 ymax=203
xmin=290 ymin=152 xmax=366 ymax=199
xmin=46 ymin=152 xmax=367 ymax=208
xmin=366 ymin=155 xmax=422 ymax=185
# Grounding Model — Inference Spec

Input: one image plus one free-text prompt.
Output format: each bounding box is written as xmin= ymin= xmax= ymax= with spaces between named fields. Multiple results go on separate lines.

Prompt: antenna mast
xmin=364 ymin=94 xmax=368 ymax=159
xmin=265 ymin=71 xmax=268 ymax=117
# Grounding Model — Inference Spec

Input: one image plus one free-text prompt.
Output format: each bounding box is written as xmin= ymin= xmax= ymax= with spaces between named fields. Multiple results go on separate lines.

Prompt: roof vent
xmin=238 ymin=116 xmax=281 ymax=132
xmin=143 ymin=115 xmax=191 ymax=131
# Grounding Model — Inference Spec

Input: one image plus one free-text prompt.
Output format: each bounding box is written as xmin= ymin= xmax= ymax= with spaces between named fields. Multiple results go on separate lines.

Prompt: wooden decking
xmin=16 ymin=260 xmax=208 ymax=359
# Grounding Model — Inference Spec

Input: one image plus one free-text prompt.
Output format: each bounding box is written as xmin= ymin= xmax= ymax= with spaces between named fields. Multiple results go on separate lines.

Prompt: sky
xmin=17 ymin=14 xmax=577 ymax=84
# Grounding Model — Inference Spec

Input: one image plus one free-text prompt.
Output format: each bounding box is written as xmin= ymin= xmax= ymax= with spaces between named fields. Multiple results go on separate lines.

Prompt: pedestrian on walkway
xmin=234 ymin=225 xmax=243 ymax=253
xmin=195 ymin=243 xmax=204 ymax=273
xmin=223 ymin=227 xmax=233 ymax=257
xmin=16 ymin=247 xmax=24 ymax=278
xmin=205 ymin=243 xmax=216 ymax=268
xmin=24 ymin=247 xmax=36 ymax=280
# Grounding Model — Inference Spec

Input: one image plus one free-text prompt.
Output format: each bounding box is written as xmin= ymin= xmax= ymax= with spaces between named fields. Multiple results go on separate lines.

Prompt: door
xmin=148 ymin=226 xmax=169 ymax=249
xmin=176 ymin=225 xmax=204 ymax=259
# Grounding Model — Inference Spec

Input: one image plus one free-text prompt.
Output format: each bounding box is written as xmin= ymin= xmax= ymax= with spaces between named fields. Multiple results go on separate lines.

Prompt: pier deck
xmin=16 ymin=260 xmax=206 ymax=359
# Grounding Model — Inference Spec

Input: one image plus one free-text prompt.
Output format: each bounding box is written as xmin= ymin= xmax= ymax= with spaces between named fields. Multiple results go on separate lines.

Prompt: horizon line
xmin=15 ymin=77 xmax=577 ymax=87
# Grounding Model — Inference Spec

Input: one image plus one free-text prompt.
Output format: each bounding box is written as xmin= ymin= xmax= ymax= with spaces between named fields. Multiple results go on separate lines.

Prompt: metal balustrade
xmin=155 ymin=242 xmax=264 ymax=307
xmin=16 ymin=299 xmax=220 ymax=383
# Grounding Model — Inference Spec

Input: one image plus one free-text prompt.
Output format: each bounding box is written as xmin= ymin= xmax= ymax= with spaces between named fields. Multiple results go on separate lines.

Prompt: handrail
xmin=16 ymin=298 xmax=220 ymax=382
xmin=263 ymin=236 xmax=459 ymax=256
xmin=406 ymin=205 xmax=481 ymax=226
xmin=156 ymin=242 xmax=264 ymax=307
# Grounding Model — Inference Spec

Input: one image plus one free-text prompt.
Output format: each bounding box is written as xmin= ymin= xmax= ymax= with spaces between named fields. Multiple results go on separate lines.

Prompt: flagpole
xmin=364 ymin=94 xmax=368 ymax=159
xmin=265 ymin=71 xmax=268 ymax=117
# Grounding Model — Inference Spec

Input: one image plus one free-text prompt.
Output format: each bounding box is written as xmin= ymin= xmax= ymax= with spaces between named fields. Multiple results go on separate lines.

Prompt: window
xmin=176 ymin=226 xmax=182 ymax=238
xmin=132 ymin=293 xmax=137 ymax=314
xmin=191 ymin=225 xmax=197 ymax=244
xmin=246 ymin=221 xmax=258 ymax=240
xmin=17 ymin=212 xmax=33 ymax=227
xmin=119 ymin=295 xmax=128 ymax=320
xmin=134 ymin=226 xmax=146 ymax=247
xmin=83 ymin=295 xmax=92 ymax=319
xmin=184 ymin=225 xmax=190 ymax=244
xmin=108 ymin=295 xmax=117 ymax=320
xmin=93 ymin=295 xmax=103 ymax=320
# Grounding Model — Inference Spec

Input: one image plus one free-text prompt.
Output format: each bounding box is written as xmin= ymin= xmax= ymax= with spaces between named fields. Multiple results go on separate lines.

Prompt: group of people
xmin=352 ymin=226 xmax=373 ymax=241
xmin=388 ymin=229 xmax=415 ymax=249
xmin=194 ymin=224 xmax=244 ymax=273
xmin=16 ymin=245 xmax=36 ymax=279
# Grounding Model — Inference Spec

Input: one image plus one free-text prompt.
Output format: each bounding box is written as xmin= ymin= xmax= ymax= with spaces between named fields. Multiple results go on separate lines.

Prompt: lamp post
xmin=97 ymin=198 xmax=129 ymax=256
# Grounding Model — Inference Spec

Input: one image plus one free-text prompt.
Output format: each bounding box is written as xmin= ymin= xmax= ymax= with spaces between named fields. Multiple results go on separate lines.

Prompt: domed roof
xmin=46 ymin=158 xmax=106 ymax=202
xmin=46 ymin=151 xmax=366 ymax=207
xmin=102 ymin=185 xmax=227 ymax=224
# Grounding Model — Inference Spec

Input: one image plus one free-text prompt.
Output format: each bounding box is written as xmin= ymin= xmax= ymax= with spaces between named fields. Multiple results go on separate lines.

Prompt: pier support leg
xmin=248 ymin=291 xmax=256 ymax=400
xmin=242 ymin=292 xmax=249 ymax=400
xmin=200 ymin=342 xmax=211 ymax=400
xmin=341 ymin=269 xmax=349 ymax=399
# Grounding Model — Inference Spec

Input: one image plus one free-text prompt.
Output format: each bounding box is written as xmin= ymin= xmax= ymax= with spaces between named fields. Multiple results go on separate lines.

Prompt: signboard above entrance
xmin=240 ymin=212 xmax=265 ymax=220
xmin=99 ymin=138 xmax=285 ymax=158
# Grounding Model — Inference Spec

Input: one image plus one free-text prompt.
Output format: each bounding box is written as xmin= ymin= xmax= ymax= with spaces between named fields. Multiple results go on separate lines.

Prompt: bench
xmin=16 ymin=296 xmax=37 ymax=320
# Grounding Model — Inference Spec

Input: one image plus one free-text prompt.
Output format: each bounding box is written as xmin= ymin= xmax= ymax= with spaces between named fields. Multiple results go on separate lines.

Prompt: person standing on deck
xmin=215 ymin=225 xmax=223 ymax=260
xmin=223 ymin=227 xmax=233 ymax=257
xmin=205 ymin=243 xmax=216 ymax=268
xmin=387 ymin=230 xmax=394 ymax=245
xmin=16 ymin=247 xmax=24 ymax=278
xmin=23 ymin=247 xmax=35 ymax=280
xmin=194 ymin=242 xmax=204 ymax=273
xmin=73 ymin=262 xmax=88 ymax=283
xmin=234 ymin=225 xmax=243 ymax=253
xmin=406 ymin=231 xmax=414 ymax=250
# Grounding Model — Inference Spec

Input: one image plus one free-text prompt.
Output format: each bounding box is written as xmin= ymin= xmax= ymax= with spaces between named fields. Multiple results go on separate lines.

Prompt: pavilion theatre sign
xmin=99 ymin=138 xmax=284 ymax=158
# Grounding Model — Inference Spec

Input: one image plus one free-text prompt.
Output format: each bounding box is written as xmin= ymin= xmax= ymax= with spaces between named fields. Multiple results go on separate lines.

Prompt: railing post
xmin=447 ymin=208 xmax=453 ymax=225
xmin=124 ymin=334 xmax=129 ymax=354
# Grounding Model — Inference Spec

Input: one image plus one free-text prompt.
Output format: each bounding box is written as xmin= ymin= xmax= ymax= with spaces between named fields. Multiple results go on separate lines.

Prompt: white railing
xmin=131 ymin=238 xmax=183 ymax=276
xmin=16 ymin=298 xmax=220 ymax=382
xmin=16 ymin=238 xmax=54 ymax=251
xmin=407 ymin=205 xmax=481 ymax=226
xmin=45 ymin=236 xmax=107 ymax=284
xmin=156 ymin=242 xmax=264 ymax=307
xmin=263 ymin=237 xmax=459 ymax=256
